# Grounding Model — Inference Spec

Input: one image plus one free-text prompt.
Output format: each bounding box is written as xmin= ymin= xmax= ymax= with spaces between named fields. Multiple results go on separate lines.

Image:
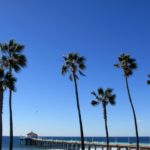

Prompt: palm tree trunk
xmin=73 ymin=73 xmax=85 ymax=150
xmin=125 ymin=77 xmax=139 ymax=150
xmin=103 ymin=104 xmax=109 ymax=150
xmin=9 ymin=89 xmax=13 ymax=150
xmin=0 ymin=89 xmax=4 ymax=150
xmin=9 ymin=53 xmax=13 ymax=150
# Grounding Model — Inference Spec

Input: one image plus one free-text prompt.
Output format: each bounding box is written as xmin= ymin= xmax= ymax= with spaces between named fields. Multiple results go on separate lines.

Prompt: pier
xmin=20 ymin=137 xmax=150 ymax=150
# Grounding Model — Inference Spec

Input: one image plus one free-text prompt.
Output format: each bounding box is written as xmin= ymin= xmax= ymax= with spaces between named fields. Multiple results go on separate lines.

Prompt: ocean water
xmin=2 ymin=137 xmax=36 ymax=150
xmin=2 ymin=136 xmax=150 ymax=150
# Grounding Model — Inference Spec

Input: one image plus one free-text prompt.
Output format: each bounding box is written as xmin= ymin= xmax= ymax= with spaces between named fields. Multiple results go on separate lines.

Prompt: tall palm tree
xmin=0 ymin=40 xmax=26 ymax=150
xmin=147 ymin=74 xmax=150 ymax=85
xmin=0 ymin=65 xmax=16 ymax=150
xmin=91 ymin=88 xmax=116 ymax=150
xmin=114 ymin=53 xmax=139 ymax=150
xmin=61 ymin=53 xmax=86 ymax=150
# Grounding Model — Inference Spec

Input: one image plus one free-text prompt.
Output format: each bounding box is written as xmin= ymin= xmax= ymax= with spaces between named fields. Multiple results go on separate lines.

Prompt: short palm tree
xmin=0 ymin=40 xmax=26 ymax=150
xmin=61 ymin=53 xmax=86 ymax=150
xmin=91 ymin=88 xmax=116 ymax=150
xmin=0 ymin=66 xmax=16 ymax=150
xmin=147 ymin=74 xmax=150 ymax=85
xmin=114 ymin=53 xmax=139 ymax=150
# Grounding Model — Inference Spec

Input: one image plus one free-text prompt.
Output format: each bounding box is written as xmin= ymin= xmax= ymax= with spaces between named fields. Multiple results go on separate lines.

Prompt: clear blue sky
xmin=0 ymin=0 xmax=150 ymax=137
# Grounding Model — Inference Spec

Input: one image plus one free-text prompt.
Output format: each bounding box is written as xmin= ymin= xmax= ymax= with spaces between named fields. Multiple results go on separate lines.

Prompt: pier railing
xmin=20 ymin=137 xmax=150 ymax=150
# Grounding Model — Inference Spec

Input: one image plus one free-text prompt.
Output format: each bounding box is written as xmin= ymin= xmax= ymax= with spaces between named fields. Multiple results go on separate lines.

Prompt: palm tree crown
xmin=114 ymin=53 xmax=137 ymax=77
xmin=0 ymin=39 xmax=27 ymax=72
xmin=91 ymin=88 xmax=116 ymax=106
xmin=61 ymin=52 xmax=86 ymax=80
xmin=0 ymin=43 xmax=17 ymax=91
xmin=147 ymin=74 xmax=150 ymax=85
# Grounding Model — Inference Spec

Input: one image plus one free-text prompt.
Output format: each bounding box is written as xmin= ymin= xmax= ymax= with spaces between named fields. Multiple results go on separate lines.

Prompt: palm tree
xmin=0 ymin=40 xmax=26 ymax=150
xmin=0 ymin=66 xmax=16 ymax=150
xmin=147 ymin=74 xmax=150 ymax=85
xmin=114 ymin=53 xmax=139 ymax=150
xmin=61 ymin=53 xmax=86 ymax=150
xmin=91 ymin=88 xmax=116 ymax=150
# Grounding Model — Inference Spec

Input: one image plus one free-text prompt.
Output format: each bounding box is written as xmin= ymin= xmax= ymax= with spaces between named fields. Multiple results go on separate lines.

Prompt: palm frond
xmin=79 ymin=63 xmax=86 ymax=70
xmin=114 ymin=64 xmax=120 ymax=68
xmin=105 ymin=88 xmax=113 ymax=97
xmin=63 ymin=55 xmax=67 ymax=61
xmin=147 ymin=80 xmax=150 ymax=84
xmin=108 ymin=95 xmax=116 ymax=105
xmin=77 ymin=56 xmax=86 ymax=64
xmin=79 ymin=70 xmax=86 ymax=76
xmin=65 ymin=60 xmax=70 ymax=66
xmin=106 ymin=88 xmax=113 ymax=93
xmin=120 ymin=54 xmax=127 ymax=61
xmin=98 ymin=88 xmax=104 ymax=95
xmin=1 ymin=56 xmax=9 ymax=68
xmin=128 ymin=58 xmax=136 ymax=63
xmin=74 ymin=74 xmax=79 ymax=80
xmin=91 ymin=91 xmax=97 ymax=97
xmin=0 ymin=43 xmax=8 ymax=52
xmin=1 ymin=56 xmax=7 ymax=61
xmin=68 ymin=53 xmax=74 ymax=60
xmin=17 ymin=55 xmax=27 ymax=67
xmin=118 ymin=54 xmax=125 ymax=61
xmin=9 ymin=42 xmax=17 ymax=52
xmin=129 ymin=63 xmax=137 ymax=70
xmin=9 ymin=39 xmax=15 ymax=47
xmin=73 ymin=53 xmax=78 ymax=61
xmin=12 ymin=63 xmax=21 ymax=72
xmin=91 ymin=100 xmax=99 ymax=106
xmin=15 ymin=44 xmax=24 ymax=52
xmin=61 ymin=65 xmax=68 ymax=75
xmin=0 ymin=68 xmax=4 ymax=79
xmin=147 ymin=74 xmax=150 ymax=85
